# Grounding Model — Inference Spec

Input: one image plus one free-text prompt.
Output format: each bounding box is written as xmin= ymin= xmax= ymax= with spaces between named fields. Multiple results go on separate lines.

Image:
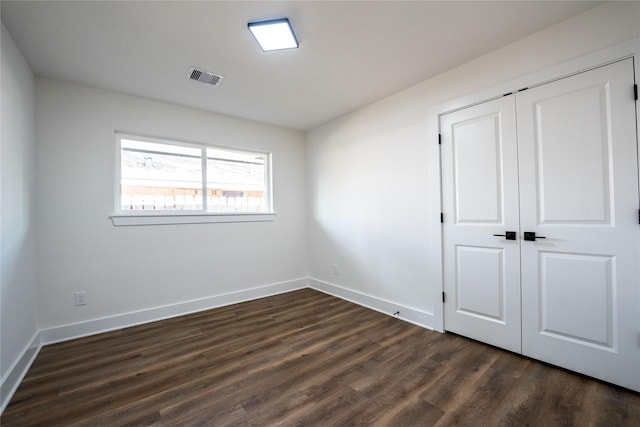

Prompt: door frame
xmin=427 ymin=37 xmax=640 ymax=333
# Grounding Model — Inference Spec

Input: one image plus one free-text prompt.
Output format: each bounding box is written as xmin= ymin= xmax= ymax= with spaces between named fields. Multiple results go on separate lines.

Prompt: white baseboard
xmin=1 ymin=331 xmax=42 ymax=414
xmin=308 ymin=278 xmax=435 ymax=330
xmin=39 ymin=278 xmax=308 ymax=345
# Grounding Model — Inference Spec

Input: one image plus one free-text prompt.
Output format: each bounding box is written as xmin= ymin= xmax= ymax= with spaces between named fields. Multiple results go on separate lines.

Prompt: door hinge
xmin=438 ymin=134 xmax=442 ymax=145
xmin=634 ymin=84 xmax=638 ymax=101
xmin=442 ymin=292 xmax=446 ymax=303
xmin=440 ymin=212 xmax=444 ymax=223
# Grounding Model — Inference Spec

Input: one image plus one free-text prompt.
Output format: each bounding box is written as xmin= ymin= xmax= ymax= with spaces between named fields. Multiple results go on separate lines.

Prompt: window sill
xmin=109 ymin=212 xmax=276 ymax=226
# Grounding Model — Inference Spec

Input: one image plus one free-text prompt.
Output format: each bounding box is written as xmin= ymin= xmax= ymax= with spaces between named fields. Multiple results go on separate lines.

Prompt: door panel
xmin=517 ymin=59 xmax=639 ymax=391
xmin=453 ymin=113 xmax=504 ymax=223
xmin=456 ymin=246 xmax=505 ymax=322
xmin=441 ymin=96 xmax=522 ymax=354
xmin=538 ymin=251 xmax=614 ymax=348
xmin=531 ymin=83 xmax=613 ymax=224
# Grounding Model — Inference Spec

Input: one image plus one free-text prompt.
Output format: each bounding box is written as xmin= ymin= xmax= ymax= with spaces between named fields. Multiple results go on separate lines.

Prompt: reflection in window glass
xmin=207 ymin=148 xmax=267 ymax=213
xmin=117 ymin=134 xmax=272 ymax=214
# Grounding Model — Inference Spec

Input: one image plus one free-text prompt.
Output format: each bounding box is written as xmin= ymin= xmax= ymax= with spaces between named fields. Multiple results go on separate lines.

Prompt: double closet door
xmin=440 ymin=59 xmax=639 ymax=392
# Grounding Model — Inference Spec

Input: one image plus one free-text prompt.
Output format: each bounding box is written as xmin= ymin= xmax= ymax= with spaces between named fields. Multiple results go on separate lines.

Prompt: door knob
xmin=524 ymin=232 xmax=546 ymax=241
xmin=493 ymin=231 xmax=517 ymax=240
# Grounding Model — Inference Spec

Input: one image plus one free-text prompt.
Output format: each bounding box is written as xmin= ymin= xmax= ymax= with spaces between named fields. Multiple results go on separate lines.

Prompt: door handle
xmin=493 ymin=231 xmax=517 ymax=240
xmin=524 ymin=231 xmax=546 ymax=241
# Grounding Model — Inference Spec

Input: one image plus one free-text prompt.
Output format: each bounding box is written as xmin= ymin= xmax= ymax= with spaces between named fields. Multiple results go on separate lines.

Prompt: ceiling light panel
xmin=248 ymin=18 xmax=298 ymax=52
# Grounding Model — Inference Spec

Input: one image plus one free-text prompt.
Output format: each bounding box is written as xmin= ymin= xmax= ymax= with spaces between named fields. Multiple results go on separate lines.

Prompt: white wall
xmin=306 ymin=2 xmax=640 ymax=324
xmin=1 ymin=23 xmax=39 ymax=403
xmin=35 ymin=78 xmax=307 ymax=331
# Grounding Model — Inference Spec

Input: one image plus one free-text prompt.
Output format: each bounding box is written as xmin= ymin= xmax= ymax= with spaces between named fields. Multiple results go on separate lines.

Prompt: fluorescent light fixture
xmin=248 ymin=18 xmax=298 ymax=52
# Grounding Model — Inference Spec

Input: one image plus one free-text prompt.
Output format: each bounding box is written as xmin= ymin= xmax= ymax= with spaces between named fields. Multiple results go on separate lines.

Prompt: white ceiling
xmin=1 ymin=1 xmax=601 ymax=131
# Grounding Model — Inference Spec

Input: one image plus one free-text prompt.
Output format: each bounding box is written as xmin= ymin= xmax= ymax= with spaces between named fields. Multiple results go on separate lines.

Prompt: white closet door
xmin=517 ymin=59 xmax=640 ymax=392
xmin=441 ymin=96 xmax=522 ymax=353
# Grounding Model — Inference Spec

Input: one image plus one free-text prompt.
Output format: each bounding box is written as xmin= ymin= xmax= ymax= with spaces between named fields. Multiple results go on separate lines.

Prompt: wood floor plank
xmin=2 ymin=288 xmax=639 ymax=426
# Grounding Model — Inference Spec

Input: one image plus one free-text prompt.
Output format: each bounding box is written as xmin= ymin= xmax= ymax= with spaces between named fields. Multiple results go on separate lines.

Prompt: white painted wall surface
xmin=1 ymin=22 xmax=39 ymax=393
xmin=35 ymin=79 xmax=307 ymax=330
xmin=306 ymin=2 xmax=640 ymax=321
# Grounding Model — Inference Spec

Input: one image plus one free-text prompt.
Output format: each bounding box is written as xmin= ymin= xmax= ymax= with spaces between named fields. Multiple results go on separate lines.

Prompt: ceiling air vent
xmin=187 ymin=67 xmax=224 ymax=87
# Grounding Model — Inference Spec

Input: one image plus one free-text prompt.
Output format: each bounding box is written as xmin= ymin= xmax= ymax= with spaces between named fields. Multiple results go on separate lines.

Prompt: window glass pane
xmin=120 ymin=139 xmax=203 ymax=211
xmin=206 ymin=148 xmax=268 ymax=213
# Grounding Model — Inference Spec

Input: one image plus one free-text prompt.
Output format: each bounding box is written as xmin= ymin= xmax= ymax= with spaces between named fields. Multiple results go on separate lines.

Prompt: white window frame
xmin=110 ymin=132 xmax=275 ymax=226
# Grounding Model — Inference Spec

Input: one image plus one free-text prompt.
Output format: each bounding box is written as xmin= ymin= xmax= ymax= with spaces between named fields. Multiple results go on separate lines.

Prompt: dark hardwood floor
xmin=2 ymin=288 xmax=639 ymax=426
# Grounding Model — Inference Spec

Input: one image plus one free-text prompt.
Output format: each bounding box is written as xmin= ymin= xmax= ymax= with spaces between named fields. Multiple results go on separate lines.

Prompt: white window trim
xmin=111 ymin=132 xmax=275 ymax=226
xmin=109 ymin=212 xmax=276 ymax=226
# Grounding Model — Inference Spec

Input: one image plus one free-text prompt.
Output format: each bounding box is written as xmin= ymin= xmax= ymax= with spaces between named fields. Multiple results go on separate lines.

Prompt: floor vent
xmin=187 ymin=67 xmax=224 ymax=87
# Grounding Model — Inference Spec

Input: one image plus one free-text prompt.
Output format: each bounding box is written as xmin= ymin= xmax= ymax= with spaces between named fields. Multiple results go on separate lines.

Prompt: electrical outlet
xmin=333 ymin=264 xmax=338 ymax=275
xmin=75 ymin=291 xmax=87 ymax=306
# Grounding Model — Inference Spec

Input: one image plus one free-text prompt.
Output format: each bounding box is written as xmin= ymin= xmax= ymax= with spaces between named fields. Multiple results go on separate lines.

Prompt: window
xmin=112 ymin=133 xmax=274 ymax=225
